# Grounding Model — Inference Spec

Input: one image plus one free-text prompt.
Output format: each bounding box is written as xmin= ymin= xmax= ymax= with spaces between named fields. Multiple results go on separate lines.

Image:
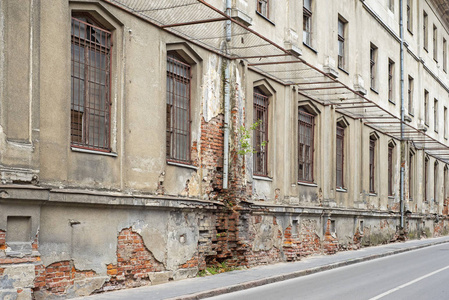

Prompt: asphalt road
xmin=208 ymin=243 xmax=449 ymax=300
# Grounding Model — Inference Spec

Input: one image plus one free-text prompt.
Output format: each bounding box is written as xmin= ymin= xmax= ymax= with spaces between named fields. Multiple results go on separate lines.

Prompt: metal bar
xmin=298 ymin=86 xmax=347 ymax=91
xmin=161 ymin=17 xmax=227 ymax=28
xmin=248 ymin=60 xmax=302 ymax=66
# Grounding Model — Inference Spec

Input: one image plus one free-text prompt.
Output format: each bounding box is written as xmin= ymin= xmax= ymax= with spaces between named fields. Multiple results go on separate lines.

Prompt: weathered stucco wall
xmin=2 ymin=0 xmax=449 ymax=299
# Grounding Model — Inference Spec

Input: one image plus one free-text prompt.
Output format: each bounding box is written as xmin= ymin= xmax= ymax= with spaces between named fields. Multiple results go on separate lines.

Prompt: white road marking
xmin=368 ymin=265 xmax=449 ymax=300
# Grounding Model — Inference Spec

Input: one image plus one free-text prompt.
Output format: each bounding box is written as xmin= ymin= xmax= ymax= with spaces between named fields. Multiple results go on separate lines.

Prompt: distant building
xmin=1 ymin=0 xmax=449 ymax=298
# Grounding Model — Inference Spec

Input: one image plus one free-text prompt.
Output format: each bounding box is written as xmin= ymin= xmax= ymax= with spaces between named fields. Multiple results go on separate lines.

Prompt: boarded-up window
xmin=166 ymin=53 xmax=191 ymax=163
xmin=71 ymin=16 xmax=111 ymax=151
xmin=298 ymin=108 xmax=314 ymax=182
xmin=253 ymin=88 xmax=268 ymax=176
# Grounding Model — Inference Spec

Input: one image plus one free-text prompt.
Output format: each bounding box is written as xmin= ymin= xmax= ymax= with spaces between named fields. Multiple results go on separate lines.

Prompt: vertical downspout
xmin=223 ymin=0 xmax=231 ymax=189
xmin=399 ymin=0 xmax=405 ymax=229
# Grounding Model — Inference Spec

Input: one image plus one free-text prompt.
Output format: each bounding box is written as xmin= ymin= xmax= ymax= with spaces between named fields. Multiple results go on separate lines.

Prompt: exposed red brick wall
xmin=0 ymin=230 xmax=6 ymax=250
xmin=33 ymin=261 xmax=97 ymax=295
xmin=323 ymin=219 xmax=338 ymax=254
xmin=102 ymin=228 xmax=164 ymax=291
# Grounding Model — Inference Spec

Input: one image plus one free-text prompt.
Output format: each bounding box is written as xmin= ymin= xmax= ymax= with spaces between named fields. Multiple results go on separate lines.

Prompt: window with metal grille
xmin=388 ymin=59 xmax=394 ymax=102
xmin=71 ymin=16 xmax=111 ymax=151
xmin=338 ymin=17 xmax=346 ymax=70
xmin=370 ymin=44 xmax=377 ymax=90
xmin=409 ymin=150 xmax=414 ymax=201
xmin=424 ymin=90 xmax=429 ymax=125
xmin=423 ymin=11 xmax=428 ymax=50
xmin=408 ymin=76 xmax=413 ymax=114
xmin=257 ymin=0 xmax=268 ymax=18
xmin=253 ymin=88 xmax=268 ymax=176
xmin=406 ymin=0 xmax=412 ymax=32
xmin=388 ymin=144 xmax=394 ymax=196
xmin=433 ymin=25 xmax=438 ymax=61
xmin=336 ymin=126 xmax=345 ymax=189
xmin=369 ymin=136 xmax=376 ymax=193
xmin=166 ymin=52 xmax=191 ymax=163
xmin=298 ymin=108 xmax=314 ymax=183
xmin=303 ymin=0 xmax=312 ymax=46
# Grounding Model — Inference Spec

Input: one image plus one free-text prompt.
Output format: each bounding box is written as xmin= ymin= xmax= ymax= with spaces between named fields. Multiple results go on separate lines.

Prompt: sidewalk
xmin=75 ymin=236 xmax=449 ymax=300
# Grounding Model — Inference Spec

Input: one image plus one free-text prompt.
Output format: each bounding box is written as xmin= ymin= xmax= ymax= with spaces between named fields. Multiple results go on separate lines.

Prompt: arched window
xmin=71 ymin=14 xmax=112 ymax=151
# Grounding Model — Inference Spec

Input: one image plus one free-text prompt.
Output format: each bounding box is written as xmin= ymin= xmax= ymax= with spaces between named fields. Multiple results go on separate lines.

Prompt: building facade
xmin=1 ymin=0 xmax=449 ymax=298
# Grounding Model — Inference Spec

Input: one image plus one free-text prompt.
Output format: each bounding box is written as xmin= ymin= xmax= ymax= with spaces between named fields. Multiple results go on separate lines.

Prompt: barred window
xmin=166 ymin=53 xmax=191 ymax=163
xmin=298 ymin=108 xmax=314 ymax=183
xmin=71 ymin=16 xmax=112 ymax=151
xmin=253 ymin=88 xmax=269 ymax=176
xmin=369 ymin=136 xmax=376 ymax=193
xmin=336 ymin=126 xmax=344 ymax=189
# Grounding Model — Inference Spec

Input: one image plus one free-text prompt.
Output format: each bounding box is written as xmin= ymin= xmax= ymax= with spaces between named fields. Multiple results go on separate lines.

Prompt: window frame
xmin=253 ymin=87 xmax=269 ymax=177
xmin=388 ymin=59 xmax=395 ymax=103
xmin=303 ymin=0 xmax=313 ymax=46
xmin=369 ymin=133 xmax=379 ymax=194
xmin=424 ymin=90 xmax=429 ymax=126
xmin=409 ymin=149 xmax=415 ymax=201
xmin=70 ymin=15 xmax=113 ymax=153
xmin=406 ymin=0 xmax=412 ymax=33
xmin=443 ymin=38 xmax=447 ymax=72
xmin=388 ymin=143 xmax=394 ymax=196
xmin=166 ymin=52 xmax=192 ymax=164
xmin=298 ymin=107 xmax=315 ymax=183
xmin=370 ymin=44 xmax=378 ymax=91
xmin=433 ymin=24 xmax=438 ymax=62
xmin=336 ymin=125 xmax=345 ymax=189
xmin=337 ymin=16 xmax=347 ymax=70
xmin=256 ymin=0 xmax=269 ymax=18
xmin=423 ymin=11 xmax=428 ymax=51
xmin=425 ymin=156 xmax=429 ymax=202
xmin=434 ymin=98 xmax=439 ymax=133
xmin=435 ymin=161 xmax=439 ymax=202
xmin=408 ymin=75 xmax=414 ymax=115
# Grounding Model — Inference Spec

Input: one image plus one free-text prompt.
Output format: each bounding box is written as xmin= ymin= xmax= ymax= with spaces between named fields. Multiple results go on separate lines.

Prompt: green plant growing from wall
xmin=238 ymin=120 xmax=267 ymax=155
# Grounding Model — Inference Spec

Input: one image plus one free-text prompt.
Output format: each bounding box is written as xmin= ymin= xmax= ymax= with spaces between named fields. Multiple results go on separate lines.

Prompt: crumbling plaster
xmin=39 ymin=206 xmax=201 ymax=274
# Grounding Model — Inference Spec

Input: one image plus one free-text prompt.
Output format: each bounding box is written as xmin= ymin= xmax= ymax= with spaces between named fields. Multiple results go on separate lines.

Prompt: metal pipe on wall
xmin=222 ymin=0 xmax=232 ymax=189
xmin=399 ymin=0 xmax=405 ymax=229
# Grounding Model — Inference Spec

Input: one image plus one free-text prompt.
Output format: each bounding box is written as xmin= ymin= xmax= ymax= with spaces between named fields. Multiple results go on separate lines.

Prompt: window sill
xmin=407 ymin=29 xmax=413 ymax=35
xmin=388 ymin=196 xmax=395 ymax=199
xmin=370 ymin=87 xmax=379 ymax=94
xmin=167 ymin=161 xmax=198 ymax=170
xmin=424 ymin=47 xmax=428 ymax=53
xmin=409 ymin=198 xmax=413 ymax=201
xmin=388 ymin=99 xmax=396 ymax=105
xmin=408 ymin=112 xmax=414 ymax=117
xmin=297 ymin=181 xmax=317 ymax=187
xmin=253 ymin=175 xmax=273 ymax=182
xmin=71 ymin=147 xmax=117 ymax=157
xmin=338 ymin=67 xmax=349 ymax=75
xmin=303 ymin=42 xmax=318 ymax=54
xmin=336 ymin=187 xmax=347 ymax=193
xmin=255 ymin=11 xmax=275 ymax=26
xmin=369 ymin=192 xmax=377 ymax=196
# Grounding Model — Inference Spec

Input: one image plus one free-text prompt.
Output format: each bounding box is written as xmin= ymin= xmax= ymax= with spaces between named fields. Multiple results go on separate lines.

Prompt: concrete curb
xmin=168 ymin=239 xmax=449 ymax=300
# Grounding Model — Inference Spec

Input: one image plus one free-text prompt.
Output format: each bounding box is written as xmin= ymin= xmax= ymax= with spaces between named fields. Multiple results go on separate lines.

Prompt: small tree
xmin=238 ymin=120 xmax=267 ymax=155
